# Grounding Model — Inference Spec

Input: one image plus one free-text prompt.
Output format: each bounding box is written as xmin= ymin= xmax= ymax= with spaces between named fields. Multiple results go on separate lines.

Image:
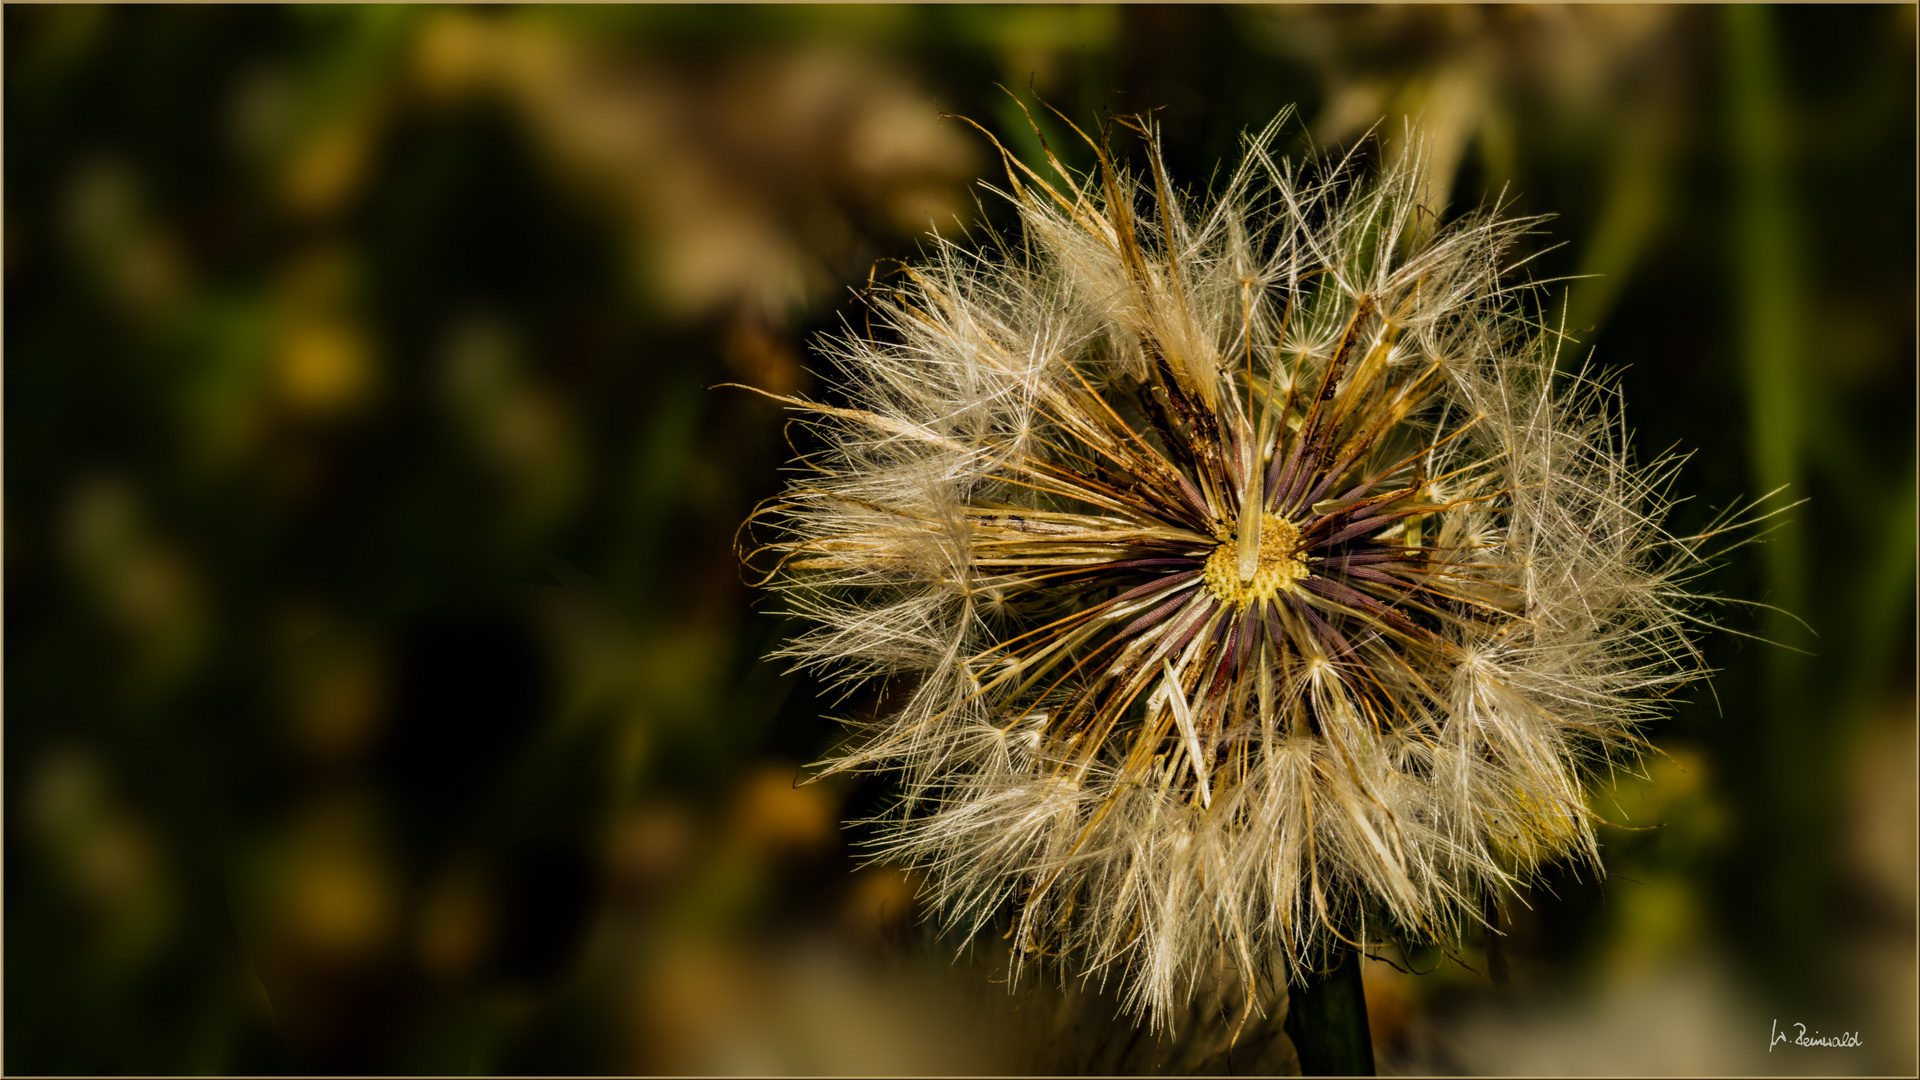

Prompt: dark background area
xmin=7 ymin=5 xmax=1913 ymax=1074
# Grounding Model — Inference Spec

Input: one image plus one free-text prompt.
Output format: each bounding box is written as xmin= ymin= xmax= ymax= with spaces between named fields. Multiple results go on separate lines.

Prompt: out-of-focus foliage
xmin=6 ymin=6 xmax=1912 ymax=1075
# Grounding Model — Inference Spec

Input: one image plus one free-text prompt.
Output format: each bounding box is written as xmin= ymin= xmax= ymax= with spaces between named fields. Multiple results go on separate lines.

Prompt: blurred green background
xmin=7 ymin=5 xmax=1913 ymax=1074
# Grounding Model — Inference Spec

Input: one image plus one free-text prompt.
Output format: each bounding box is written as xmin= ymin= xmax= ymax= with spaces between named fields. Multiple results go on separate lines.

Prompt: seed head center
xmin=1203 ymin=513 xmax=1308 ymax=609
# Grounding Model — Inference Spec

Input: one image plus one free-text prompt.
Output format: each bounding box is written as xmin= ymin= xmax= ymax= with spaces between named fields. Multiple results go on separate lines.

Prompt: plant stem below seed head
xmin=1282 ymin=943 xmax=1376 ymax=1076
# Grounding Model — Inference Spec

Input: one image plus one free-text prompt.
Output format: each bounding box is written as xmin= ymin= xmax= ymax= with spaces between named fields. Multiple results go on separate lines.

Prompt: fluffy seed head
xmin=746 ymin=107 xmax=1716 ymax=1027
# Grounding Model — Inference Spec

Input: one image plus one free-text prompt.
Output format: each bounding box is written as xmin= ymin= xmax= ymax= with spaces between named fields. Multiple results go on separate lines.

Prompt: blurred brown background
xmin=6 ymin=5 xmax=1914 ymax=1074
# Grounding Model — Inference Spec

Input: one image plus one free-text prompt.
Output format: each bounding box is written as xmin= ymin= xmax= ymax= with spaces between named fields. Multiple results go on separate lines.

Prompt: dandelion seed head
xmin=746 ymin=106 xmax=1725 ymax=1029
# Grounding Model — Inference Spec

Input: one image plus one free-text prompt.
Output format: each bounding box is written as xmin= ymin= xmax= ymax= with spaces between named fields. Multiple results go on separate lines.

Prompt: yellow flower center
xmin=1202 ymin=512 xmax=1308 ymax=609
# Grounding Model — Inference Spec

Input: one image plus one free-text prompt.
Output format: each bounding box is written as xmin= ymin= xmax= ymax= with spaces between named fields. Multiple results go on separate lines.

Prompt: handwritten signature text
xmin=1771 ymin=1019 xmax=1863 ymax=1051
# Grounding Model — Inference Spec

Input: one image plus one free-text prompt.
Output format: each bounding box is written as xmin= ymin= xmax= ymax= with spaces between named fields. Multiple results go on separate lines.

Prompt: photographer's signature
xmin=1771 ymin=1019 xmax=1863 ymax=1051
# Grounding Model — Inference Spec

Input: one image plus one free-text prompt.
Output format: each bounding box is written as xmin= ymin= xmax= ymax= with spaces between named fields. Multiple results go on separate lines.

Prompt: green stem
xmin=1283 ymin=944 xmax=1376 ymax=1076
xmin=1726 ymin=2 xmax=1818 ymax=992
